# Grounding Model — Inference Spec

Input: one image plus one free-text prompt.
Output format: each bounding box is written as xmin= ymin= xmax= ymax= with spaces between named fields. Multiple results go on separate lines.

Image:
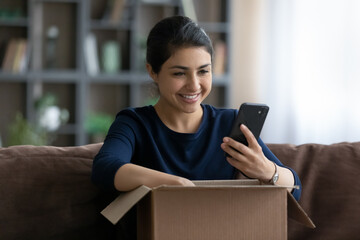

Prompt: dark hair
xmin=146 ymin=15 xmax=213 ymax=74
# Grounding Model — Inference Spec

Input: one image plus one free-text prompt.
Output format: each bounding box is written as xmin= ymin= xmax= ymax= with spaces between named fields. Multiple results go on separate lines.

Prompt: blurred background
xmin=231 ymin=0 xmax=360 ymax=145
xmin=0 ymin=0 xmax=359 ymax=146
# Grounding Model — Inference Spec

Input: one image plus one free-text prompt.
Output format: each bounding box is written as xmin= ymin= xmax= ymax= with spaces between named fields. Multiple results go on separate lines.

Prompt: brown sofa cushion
xmin=0 ymin=143 xmax=115 ymax=240
xmin=268 ymin=142 xmax=360 ymax=240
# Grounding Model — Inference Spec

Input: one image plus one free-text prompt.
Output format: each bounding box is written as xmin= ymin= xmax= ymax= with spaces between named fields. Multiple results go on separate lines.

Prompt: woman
xmin=91 ymin=16 xmax=301 ymax=201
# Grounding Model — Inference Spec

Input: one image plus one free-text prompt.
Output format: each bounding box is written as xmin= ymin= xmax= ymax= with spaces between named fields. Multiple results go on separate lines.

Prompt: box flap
xmin=101 ymin=185 xmax=151 ymax=225
xmin=193 ymin=179 xmax=261 ymax=186
xmin=287 ymin=192 xmax=316 ymax=228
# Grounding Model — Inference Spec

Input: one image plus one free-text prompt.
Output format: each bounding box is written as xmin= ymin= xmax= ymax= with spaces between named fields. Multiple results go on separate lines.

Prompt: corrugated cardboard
xmin=101 ymin=179 xmax=315 ymax=240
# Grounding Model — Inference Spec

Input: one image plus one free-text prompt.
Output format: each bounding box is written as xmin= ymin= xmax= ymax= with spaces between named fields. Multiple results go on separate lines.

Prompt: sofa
xmin=0 ymin=141 xmax=359 ymax=240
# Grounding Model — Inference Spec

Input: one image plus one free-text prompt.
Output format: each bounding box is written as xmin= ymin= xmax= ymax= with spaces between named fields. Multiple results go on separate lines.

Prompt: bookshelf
xmin=0 ymin=0 xmax=231 ymax=146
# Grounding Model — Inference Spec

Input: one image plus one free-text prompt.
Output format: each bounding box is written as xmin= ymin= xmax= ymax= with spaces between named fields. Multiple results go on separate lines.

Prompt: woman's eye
xmin=173 ymin=72 xmax=185 ymax=76
xmin=199 ymin=69 xmax=209 ymax=75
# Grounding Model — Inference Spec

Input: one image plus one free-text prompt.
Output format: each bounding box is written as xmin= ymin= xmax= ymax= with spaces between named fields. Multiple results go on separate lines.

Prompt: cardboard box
xmin=102 ymin=180 xmax=315 ymax=240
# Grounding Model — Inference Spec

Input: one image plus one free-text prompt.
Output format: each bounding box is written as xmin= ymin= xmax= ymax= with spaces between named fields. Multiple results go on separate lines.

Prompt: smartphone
xmin=228 ymin=103 xmax=269 ymax=146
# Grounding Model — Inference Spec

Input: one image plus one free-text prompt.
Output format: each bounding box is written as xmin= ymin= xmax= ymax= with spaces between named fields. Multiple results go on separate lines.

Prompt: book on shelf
xmin=84 ymin=33 xmax=100 ymax=76
xmin=102 ymin=41 xmax=121 ymax=74
xmin=1 ymin=38 xmax=28 ymax=73
xmin=213 ymin=40 xmax=227 ymax=76
xmin=13 ymin=39 xmax=27 ymax=73
xmin=19 ymin=39 xmax=30 ymax=73
xmin=103 ymin=0 xmax=126 ymax=24
xmin=141 ymin=0 xmax=172 ymax=3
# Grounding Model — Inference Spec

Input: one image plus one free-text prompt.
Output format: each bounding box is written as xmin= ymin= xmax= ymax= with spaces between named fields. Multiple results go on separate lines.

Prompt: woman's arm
xmin=114 ymin=163 xmax=195 ymax=192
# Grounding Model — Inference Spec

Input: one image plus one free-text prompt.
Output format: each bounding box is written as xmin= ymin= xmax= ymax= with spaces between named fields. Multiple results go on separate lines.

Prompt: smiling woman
xmin=91 ymin=16 xmax=302 ymax=238
xmin=91 ymin=17 xmax=301 ymax=230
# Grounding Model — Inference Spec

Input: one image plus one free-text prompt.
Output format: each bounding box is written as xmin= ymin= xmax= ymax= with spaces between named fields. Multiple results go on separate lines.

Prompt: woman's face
xmin=148 ymin=47 xmax=212 ymax=115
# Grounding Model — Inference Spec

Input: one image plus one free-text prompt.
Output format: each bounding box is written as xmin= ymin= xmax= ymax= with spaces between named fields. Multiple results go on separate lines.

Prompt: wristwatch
xmin=269 ymin=162 xmax=279 ymax=184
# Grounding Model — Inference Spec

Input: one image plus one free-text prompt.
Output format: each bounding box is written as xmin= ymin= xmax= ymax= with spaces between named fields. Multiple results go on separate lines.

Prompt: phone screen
xmin=229 ymin=103 xmax=269 ymax=146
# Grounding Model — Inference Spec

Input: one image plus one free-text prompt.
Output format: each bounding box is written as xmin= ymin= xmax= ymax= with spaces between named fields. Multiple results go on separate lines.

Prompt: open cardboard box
xmin=102 ymin=179 xmax=315 ymax=240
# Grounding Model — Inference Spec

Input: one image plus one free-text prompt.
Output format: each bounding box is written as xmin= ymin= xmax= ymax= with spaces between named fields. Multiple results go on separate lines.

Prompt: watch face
xmin=273 ymin=173 xmax=279 ymax=183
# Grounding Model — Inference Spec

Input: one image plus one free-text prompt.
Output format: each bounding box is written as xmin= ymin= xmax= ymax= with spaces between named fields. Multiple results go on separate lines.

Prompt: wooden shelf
xmin=0 ymin=0 xmax=231 ymax=146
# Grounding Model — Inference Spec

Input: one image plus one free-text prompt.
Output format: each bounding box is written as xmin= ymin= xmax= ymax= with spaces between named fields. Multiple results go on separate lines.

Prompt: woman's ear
xmin=146 ymin=63 xmax=157 ymax=82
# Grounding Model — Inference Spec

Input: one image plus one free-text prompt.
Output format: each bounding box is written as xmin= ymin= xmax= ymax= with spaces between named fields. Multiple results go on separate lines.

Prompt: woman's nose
xmin=186 ymin=73 xmax=200 ymax=91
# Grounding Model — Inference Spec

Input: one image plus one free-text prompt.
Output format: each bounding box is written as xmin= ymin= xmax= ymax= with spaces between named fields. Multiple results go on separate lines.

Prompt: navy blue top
xmin=92 ymin=104 xmax=301 ymax=200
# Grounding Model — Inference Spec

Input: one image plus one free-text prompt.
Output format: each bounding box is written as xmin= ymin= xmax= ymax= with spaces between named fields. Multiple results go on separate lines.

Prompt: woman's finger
xmin=240 ymin=124 xmax=259 ymax=149
xmin=222 ymin=137 xmax=249 ymax=157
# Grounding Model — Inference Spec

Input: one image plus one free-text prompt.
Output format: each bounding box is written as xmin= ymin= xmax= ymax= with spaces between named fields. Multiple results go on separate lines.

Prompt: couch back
xmin=268 ymin=141 xmax=360 ymax=240
xmin=0 ymin=143 xmax=116 ymax=240
xmin=1 ymin=142 xmax=359 ymax=240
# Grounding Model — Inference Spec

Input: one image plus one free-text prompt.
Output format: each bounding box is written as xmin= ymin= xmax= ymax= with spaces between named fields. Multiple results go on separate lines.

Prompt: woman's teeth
xmin=182 ymin=94 xmax=198 ymax=99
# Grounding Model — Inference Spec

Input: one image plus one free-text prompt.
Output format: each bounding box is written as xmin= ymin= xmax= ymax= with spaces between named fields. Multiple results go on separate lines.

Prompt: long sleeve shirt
xmin=92 ymin=104 xmax=301 ymax=201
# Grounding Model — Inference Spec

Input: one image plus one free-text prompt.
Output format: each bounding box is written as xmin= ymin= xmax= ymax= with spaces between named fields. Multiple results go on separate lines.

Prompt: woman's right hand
xmin=114 ymin=163 xmax=195 ymax=191
xmin=172 ymin=176 xmax=196 ymax=186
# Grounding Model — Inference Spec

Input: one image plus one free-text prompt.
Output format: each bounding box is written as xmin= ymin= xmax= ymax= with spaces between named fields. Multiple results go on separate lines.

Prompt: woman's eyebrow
xmin=169 ymin=65 xmax=188 ymax=70
xmin=198 ymin=63 xmax=211 ymax=69
xmin=169 ymin=63 xmax=211 ymax=70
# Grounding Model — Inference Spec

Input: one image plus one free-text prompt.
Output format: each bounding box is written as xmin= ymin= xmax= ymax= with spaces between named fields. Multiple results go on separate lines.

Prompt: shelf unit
xmin=0 ymin=0 xmax=232 ymax=146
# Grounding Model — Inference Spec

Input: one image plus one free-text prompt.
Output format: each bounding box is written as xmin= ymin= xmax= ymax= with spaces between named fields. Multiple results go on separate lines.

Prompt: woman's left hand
xmin=221 ymin=124 xmax=275 ymax=182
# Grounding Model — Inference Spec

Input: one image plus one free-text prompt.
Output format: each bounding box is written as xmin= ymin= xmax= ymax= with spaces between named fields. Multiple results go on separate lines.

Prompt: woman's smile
xmin=179 ymin=93 xmax=201 ymax=102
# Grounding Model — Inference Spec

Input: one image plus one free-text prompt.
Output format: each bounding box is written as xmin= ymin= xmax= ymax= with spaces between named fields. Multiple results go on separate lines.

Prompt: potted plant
xmin=84 ymin=112 xmax=113 ymax=143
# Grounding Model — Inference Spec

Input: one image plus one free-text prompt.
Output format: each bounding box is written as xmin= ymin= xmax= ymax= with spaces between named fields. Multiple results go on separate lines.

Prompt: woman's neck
xmin=154 ymin=103 xmax=203 ymax=133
